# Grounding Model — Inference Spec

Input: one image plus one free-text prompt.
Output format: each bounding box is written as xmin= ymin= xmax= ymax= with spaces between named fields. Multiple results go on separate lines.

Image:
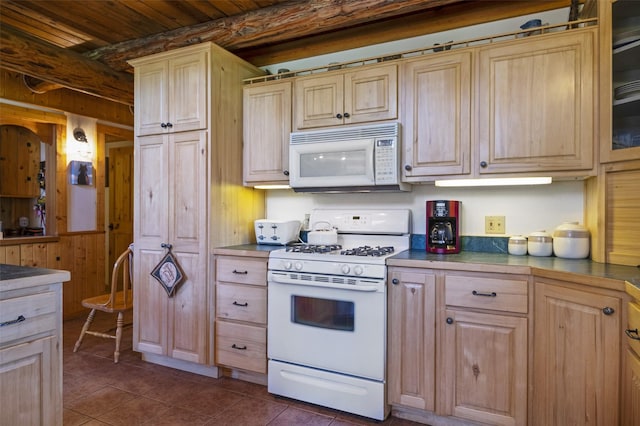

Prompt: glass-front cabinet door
xmin=601 ymin=0 xmax=640 ymax=162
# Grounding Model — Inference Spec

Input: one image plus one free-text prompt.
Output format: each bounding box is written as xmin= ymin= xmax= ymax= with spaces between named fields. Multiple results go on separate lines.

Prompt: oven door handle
xmin=269 ymin=277 xmax=380 ymax=292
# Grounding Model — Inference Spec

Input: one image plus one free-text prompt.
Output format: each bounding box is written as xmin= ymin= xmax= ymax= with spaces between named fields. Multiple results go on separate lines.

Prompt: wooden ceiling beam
xmin=86 ymin=0 xmax=465 ymax=72
xmin=0 ymin=24 xmax=134 ymax=105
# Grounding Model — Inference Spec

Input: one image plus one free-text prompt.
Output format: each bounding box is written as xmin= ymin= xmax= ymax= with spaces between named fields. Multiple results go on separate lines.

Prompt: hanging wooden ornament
xmin=150 ymin=243 xmax=186 ymax=297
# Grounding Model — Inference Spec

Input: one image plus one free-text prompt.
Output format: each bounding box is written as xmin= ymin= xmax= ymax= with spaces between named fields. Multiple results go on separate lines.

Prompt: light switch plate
xmin=485 ymin=216 xmax=505 ymax=234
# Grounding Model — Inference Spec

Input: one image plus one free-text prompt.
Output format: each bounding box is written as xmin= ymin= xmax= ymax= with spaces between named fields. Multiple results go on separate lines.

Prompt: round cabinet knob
xmin=391 ymin=278 xmax=399 ymax=285
xmin=446 ymin=317 xmax=454 ymax=324
xmin=160 ymin=122 xmax=167 ymax=128
xmin=480 ymin=161 xmax=488 ymax=168
xmin=602 ymin=307 xmax=615 ymax=316
xmin=294 ymin=262 xmax=303 ymax=271
xmin=404 ymin=164 xmax=412 ymax=171
xmin=344 ymin=112 xmax=350 ymax=118
xmin=336 ymin=113 xmax=343 ymax=119
xmin=354 ymin=265 xmax=364 ymax=275
xmin=283 ymin=170 xmax=289 ymax=176
xmin=166 ymin=122 xmax=173 ymax=128
xmin=341 ymin=264 xmax=351 ymax=274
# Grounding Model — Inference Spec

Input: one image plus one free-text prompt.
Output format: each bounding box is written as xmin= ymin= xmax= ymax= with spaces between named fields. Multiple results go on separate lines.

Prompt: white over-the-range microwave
xmin=289 ymin=122 xmax=410 ymax=193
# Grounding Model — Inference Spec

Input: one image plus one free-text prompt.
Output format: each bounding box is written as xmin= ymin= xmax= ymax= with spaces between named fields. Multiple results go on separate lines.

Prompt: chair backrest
xmin=109 ymin=247 xmax=133 ymax=307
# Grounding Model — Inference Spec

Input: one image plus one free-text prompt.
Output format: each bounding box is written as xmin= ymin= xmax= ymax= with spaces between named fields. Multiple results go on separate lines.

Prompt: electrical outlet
xmin=485 ymin=216 xmax=505 ymax=234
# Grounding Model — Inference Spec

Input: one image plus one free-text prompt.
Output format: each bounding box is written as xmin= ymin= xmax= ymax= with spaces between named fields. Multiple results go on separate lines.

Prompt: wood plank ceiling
xmin=0 ymin=0 xmax=573 ymax=105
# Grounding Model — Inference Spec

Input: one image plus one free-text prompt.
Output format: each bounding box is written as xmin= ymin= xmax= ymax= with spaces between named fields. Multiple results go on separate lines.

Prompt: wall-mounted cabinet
xmin=400 ymin=28 xmax=597 ymax=181
xmin=243 ymin=81 xmax=292 ymax=186
xmin=133 ymin=49 xmax=208 ymax=137
xmin=293 ymin=64 xmax=397 ymax=130
xmin=0 ymin=125 xmax=41 ymax=198
xmin=401 ymin=51 xmax=472 ymax=180
xmin=476 ymin=28 xmax=596 ymax=176
xmin=600 ymin=0 xmax=640 ymax=162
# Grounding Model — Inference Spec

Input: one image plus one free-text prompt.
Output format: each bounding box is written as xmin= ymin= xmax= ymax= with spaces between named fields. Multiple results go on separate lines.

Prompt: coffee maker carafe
xmin=427 ymin=200 xmax=460 ymax=254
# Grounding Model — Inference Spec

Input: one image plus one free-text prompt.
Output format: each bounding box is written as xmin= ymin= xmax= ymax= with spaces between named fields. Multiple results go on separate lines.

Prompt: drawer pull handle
xmin=0 ymin=315 xmax=25 ymax=327
xmin=472 ymin=290 xmax=497 ymax=297
xmin=626 ymin=328 xmax=640 ymax=341
xmin=232 ymin=270 xmax=248 ymax=275
xmin=232 ymin=301 xmax=248 ymax=307
xmin=232 ymin=344 xmax=247 ymax=350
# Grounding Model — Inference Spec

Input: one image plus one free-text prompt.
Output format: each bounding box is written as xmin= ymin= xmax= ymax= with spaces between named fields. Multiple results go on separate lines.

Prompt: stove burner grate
xmin=341 ymin=246 xmax=395 ymax=257
xmin=286 ymin=244 xmax=342 ymax=253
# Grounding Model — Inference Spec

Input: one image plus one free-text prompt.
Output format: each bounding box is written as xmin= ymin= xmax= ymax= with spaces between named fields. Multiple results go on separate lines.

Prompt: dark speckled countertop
xmin=0 ymin=263 xmax=71 ymax=292
xmin=212 ymin=245 xmax=640 ymax=294
xmin=388 ymin=250 xmax=640 ymax=292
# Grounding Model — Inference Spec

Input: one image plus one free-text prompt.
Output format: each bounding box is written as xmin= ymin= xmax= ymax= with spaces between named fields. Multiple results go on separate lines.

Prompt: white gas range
xmin=267 ymin=209 xmax=411 ymax=421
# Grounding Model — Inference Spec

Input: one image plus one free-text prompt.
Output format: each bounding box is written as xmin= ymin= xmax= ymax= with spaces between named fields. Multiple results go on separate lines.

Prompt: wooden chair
xmin=73 ymin=247 xmax=133 ymax=363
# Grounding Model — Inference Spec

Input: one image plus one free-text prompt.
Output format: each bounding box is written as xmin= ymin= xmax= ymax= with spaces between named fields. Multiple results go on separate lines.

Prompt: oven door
xmin=289 ymin=138 xmax=375 ymax=189
xmin=267 ymin=278 xmax=385 ymax=380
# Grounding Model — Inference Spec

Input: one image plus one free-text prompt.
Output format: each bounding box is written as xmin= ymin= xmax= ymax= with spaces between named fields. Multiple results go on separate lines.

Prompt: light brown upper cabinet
xmin=243 ymin=81 xmax=292 ymax=186
xmin=293 ymin=64 xmax=398 ymax=130
xmin=401 ymin=51 xmax=472 ymax=180
xmin=599 ymin=0 xmax=640 ymax=163
xmin=476 ymin=28 xmax=596 ymax=176
xmin=133 ymin=49 xmax=208 ymax=136
xmin=0 ymin=125 xmax=41 ymax=198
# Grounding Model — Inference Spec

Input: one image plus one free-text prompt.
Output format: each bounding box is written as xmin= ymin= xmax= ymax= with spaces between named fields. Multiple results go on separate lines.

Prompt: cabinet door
xmin=167 ymin=51 xmax=208 ymax=133
xmin=387 ymin=268 xmax=436 ymax=411
xmin=623 ymin=347 xmax=640 ymax=426
xmin=441 ymin=309 xmax=527 ymax=425
xmin=0 ymin=336 xmax=60 ymax=426
xmin=402 ymin=52 xmax=472 ymax=179
xmin=477 ymin=29 xmax=595 ymax=174
xmin=134 ymin=51 xmax=207 ymax=137
xmin=135 ymin=61 xmax=169 ymax=136
xmin=243 ymin=82 xmax=292 ymax=185
xmin=0 ymin=125 xmax=41 ymax=197
xmin=294 ymin=73 xmax=344 ymax=129
xmin=133 ymin=131 xmax=208 ymax=363
xmin=344 ymin=64 xmax=398 ymax=125
xmin=533 ymin=281 xmax=621 ymax=426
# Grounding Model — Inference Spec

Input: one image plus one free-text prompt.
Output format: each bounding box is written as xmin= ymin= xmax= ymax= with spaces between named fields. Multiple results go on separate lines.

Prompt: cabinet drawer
xmin=216 ymin=283 xmax=267 ymax=324
xmin=628 ymin=302 xmax=640 ymax=355
xmin=216 ymin=257 xmax=266 ymax=286
xmin=445 ymin=274 xmax=528 ymax=313
xmin=0 ymin=291 xmax=57 ymax=345
xmin=215 ymin=321 xmax=266 ymax=374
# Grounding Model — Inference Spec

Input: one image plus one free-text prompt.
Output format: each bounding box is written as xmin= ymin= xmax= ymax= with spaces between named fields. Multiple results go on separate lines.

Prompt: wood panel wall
xmin=0 ymin=233 xmax=106 ymax=319
xmin=1 ymin=72 xmax=133 ymax=319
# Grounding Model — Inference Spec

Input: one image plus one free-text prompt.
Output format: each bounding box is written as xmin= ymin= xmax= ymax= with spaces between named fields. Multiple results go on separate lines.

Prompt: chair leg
xmin=73 ymin=309 xmax=96 ymax=353
xmin=114 ymin=311 xmax=124 ymax=363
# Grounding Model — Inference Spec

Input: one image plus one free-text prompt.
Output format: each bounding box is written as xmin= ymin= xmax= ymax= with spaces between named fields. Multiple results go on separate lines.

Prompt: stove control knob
xmin=341 ymin=264 xmax=351 ymax=274
xmin=294 ymin=262 xmax=303 ymax=271
xmin=354 ymin=265 xmax=364 ymax=276
xmin=283 ymin=261 xmax=292 ymax=270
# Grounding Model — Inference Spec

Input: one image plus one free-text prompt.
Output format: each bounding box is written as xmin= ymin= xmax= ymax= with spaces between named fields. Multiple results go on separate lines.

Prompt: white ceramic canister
xmin=528 ymin=231 xmax=553 ymax=256
xmin=553 ymin=222 xmax=590 ymax=259
xmin=508 ymin=235 xmax=528 ymax=255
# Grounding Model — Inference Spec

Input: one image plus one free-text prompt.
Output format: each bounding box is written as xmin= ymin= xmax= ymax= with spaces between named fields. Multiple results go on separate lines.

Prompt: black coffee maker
xmin=426 ymin=200 xmax=461 ymax=254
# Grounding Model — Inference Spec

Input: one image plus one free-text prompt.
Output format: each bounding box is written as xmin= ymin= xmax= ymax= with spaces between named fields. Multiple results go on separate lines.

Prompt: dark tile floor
xmin=63 ymin=312 xmax=424 ymax=425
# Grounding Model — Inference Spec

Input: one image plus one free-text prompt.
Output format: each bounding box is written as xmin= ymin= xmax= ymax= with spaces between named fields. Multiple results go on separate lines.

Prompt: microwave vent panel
xmin=290 ymin=123 xmax=399 ymax=144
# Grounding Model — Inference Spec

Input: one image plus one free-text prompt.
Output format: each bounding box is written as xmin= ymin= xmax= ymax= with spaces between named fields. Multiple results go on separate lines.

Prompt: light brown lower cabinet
xmin=387 ymin=268 xmax=436 ymax=411
xmin=441 ymin=310 xmax=527 ymax=425
xmin=533 ymin=278 xmax=622 ymax=426
xmin=214 ymin=254 xmax=268 ymax=375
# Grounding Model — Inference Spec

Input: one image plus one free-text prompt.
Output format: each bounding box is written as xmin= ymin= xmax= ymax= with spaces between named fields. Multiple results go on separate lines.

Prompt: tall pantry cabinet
xmin=129 ymin=42 xmax=265 ymax=374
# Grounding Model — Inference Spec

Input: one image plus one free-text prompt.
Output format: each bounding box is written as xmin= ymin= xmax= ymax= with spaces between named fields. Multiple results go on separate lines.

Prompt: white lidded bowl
xmin=508 ymin=235 xmax=528 ymax=255
xmin=553 ymin=222 xmax=590 ymax=259
xmin=528 ymin=231 xmax=553 ymax=256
